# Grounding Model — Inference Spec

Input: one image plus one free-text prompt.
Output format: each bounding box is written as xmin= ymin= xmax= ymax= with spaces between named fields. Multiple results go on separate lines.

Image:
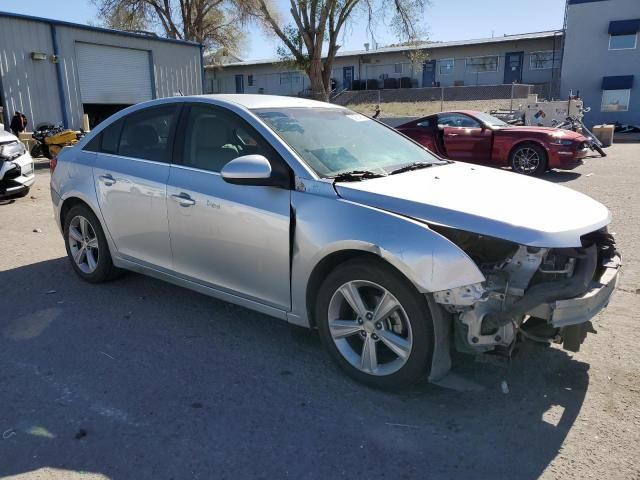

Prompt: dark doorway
xmin=343 ymin=66 xmax=354 ymax=90
xmin=504 ymin=51 xmax=524 ymax=84
xmin=83 ymin=104 xmax=131 ymax=129
xmin=422 ymin=60 xmax=436 ymax=87
xmin=235 ymin=75 xmax=244 ymax=94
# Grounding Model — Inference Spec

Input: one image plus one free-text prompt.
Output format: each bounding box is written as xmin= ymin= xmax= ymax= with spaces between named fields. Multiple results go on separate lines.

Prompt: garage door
xmin=76 ymin=43 xmax=153 ymax=104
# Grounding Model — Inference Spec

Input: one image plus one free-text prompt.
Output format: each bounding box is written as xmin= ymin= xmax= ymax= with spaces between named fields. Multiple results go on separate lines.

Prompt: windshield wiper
xmin=389 ymin=161 xmax=435 ymax=175
xmin=330 ymin=170 xmax=387 ymax=182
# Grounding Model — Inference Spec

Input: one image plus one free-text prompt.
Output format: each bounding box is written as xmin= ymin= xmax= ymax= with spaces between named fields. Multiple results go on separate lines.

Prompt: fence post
xmin=510 ymin=83 xmax=515 ymax=112
xmin=440 ymin=87 xmax=444 ymax=112
xmin=377 ymin=89 xmax=381 ymax=105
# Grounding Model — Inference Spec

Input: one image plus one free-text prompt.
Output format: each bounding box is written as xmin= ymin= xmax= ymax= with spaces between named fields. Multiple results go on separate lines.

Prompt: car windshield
xmin=473 ymin=112 xmax=509 ymax=127
xmin=253 ymin=107 xmax=443 ymax=178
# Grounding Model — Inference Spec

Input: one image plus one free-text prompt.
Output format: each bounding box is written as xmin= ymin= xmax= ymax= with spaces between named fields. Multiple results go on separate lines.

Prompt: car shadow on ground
xmin=1 ymin=258 xmax=589 ymax=479
xmin=542 ymin=170 xmax=582 ymax=183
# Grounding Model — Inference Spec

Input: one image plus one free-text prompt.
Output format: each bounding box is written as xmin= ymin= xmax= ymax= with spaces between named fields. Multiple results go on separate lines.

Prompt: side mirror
xmin=221 ymin=154 xmax=272 ymax=186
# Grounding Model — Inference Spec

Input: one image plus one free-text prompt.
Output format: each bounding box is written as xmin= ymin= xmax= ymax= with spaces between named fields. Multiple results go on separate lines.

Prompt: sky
xmin=0 ymin=0 xmax=566 ymax=60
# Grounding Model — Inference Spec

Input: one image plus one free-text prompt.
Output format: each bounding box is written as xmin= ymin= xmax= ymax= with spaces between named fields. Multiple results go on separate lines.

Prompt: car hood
xmin=335 ymin=162 xmax=610 ymax=248
xmin=0 ymin=129 xmax=18 ymax=144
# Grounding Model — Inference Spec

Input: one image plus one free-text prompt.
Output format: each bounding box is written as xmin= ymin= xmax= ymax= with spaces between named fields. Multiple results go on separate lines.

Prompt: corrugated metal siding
xmin=55 ymin=25 xmax=202 ymax=128
xmin=75 ymin=43 xmax=152 ymax=104
xmin=0 ymin=16 xmax=202 ymax=130
xmin=0 ymin=17 xmax=63 ymax=128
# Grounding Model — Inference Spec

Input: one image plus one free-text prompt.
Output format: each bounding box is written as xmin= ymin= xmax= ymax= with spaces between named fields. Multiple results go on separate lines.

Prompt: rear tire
xmin=509 ymin=143 xmax=547 ymax=176
xmin=63 ymin=204 xmax=121 ymax=283
xmin=316 ymin=258 xmax=434 ymax=389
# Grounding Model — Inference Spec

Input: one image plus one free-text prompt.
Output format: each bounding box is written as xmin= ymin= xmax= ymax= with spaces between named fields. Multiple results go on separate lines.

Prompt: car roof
xmin=195 ymin=94 xmax=345 ymax=110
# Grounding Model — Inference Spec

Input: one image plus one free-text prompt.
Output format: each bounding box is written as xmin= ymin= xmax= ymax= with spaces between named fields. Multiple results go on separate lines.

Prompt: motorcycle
xmin=31 ymin=124 xmax=83 ymax=159
xmin=552 ymin=107 xmax=607 ymax=158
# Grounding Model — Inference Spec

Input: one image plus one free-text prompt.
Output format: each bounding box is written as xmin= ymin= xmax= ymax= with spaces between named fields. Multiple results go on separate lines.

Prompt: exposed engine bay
xmin=430 ymin=225 xmax=619 ymax=355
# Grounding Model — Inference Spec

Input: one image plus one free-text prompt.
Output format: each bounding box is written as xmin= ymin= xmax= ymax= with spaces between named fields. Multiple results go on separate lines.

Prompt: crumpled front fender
xmin=288 ymin=189 xmax=485 ymax=327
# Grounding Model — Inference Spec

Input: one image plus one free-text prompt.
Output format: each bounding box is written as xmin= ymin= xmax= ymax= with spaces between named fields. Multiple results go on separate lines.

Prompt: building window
xmin=439 ymin=58 xmax=454 ymax=75
xmin=609 ymin=33 xmax=637 ymax=50
xmin=601 ymin=89 xmax=631 ymax=112
xmin=394 ymin=63 xmax=403 ymax=74
xmin=280 ymin=72 xmax=301 ymax=84
xmin=248 ymin=75 xmax=254 ymax=86
xmin=530 ymin=51 xmax=556 ymax=70
xmin=465 ymin=56 xmax=498 ymax=73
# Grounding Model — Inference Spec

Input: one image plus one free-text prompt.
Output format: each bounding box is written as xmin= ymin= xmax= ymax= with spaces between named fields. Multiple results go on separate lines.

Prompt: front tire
xmin=510 ymin=143 xmax=547 ymax=176
xmin=316 ymin=258 xmax=434 ymax=389
xmin=63 ymin=205 xmax=120 ymax=283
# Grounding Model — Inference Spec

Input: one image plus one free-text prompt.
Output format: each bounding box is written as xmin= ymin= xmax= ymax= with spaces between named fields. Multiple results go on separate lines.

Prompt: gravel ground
xmin=0 ymin=146 xmax=639 ymax=479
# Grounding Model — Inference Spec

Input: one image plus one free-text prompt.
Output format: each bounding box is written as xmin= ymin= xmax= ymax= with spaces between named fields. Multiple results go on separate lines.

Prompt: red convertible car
xmin=397 ymin=110 xmax=589 ymax=176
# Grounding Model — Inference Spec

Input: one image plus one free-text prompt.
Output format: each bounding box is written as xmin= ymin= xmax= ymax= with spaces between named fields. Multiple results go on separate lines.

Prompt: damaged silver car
xmin=50 ymin=95 xmax=621 ymax=389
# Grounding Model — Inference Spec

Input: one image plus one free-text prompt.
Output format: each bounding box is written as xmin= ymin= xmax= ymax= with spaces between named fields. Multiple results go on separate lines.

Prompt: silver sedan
xmin=50 ymin=95 xmax=620 ymax=389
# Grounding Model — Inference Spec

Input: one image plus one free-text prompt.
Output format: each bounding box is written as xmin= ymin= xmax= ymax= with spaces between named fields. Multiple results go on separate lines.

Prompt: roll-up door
xmin=76 ymin=43 xmax=153 ymax=104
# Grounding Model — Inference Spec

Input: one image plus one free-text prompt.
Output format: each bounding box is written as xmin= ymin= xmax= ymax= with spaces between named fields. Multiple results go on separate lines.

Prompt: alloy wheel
xmin=68 ymin=215 xmax=100 ymax=274
xmin=513 ymin=147 xmax=541 ymax=174
xmin=327 ymin=280 xmax=413 ymax=376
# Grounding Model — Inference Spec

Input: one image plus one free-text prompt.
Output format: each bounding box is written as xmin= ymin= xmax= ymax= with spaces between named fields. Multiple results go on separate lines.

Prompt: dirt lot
xmin=349 ymin=99 xmax=517 ymax=118
xmin=0 ymin=145 xmax=639 ymax=479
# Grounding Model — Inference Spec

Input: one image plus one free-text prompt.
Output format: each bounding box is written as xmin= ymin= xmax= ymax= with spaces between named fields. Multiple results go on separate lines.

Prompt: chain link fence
xmin=330 ymin=83 xmax=541 ymax=118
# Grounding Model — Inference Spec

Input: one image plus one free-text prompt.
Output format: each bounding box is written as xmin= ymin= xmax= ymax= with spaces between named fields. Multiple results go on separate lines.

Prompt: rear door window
xmin=117 ymin=105 xmax=180 ymax=162
xmin=101 ymin=119 xmax=123 ymax=154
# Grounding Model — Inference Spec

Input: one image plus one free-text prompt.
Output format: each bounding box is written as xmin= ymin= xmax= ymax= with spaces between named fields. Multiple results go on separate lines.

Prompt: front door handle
xmin=99 ymin=174 xmax=116 ymax=186
xmin=171 ymin=193 xmax=196 ymax=207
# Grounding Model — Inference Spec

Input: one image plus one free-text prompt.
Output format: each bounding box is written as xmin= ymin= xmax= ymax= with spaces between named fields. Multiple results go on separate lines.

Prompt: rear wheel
xmin=591 ymin=143 xmax=607 ymax=157
xmin=63 ymin=205 xmax=120 ymax=283
xmin=510 ymin=143 xmax=547 ymax=176
xmin=316 ymin=258 xmax=434 ymax=389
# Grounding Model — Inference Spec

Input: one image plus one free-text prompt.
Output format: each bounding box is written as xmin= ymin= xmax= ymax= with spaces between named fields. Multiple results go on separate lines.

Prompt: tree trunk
xmin=308 ymin=54 xmax=329 ymax=101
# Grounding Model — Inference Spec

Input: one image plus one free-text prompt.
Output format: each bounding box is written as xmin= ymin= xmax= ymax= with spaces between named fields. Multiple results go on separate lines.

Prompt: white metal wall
xmin=0 ymin=16 xmax=63 ymax=128
xmin=55 ymin=24 xmax=202 ymax=129
xmin=0 ymin=15 xmax=203 ymax=130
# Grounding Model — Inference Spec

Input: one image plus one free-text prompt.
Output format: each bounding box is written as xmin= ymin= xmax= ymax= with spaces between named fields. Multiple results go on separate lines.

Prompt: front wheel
xmin=509 ymin=143 xmax=547 ymax=176
xmin=316 ymin=258 xmax=434 ymax=389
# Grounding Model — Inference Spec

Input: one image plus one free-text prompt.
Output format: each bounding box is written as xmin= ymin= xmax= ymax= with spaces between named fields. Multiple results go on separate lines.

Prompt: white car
xmin=0 ymin=129 xmax=35 ymax=199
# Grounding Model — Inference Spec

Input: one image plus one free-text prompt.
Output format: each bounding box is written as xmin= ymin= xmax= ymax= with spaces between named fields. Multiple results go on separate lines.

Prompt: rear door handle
xmin=171 ymin=193 xmax=196 ymax=207
xmin=99 ymin=174 xmax=116 ymax=186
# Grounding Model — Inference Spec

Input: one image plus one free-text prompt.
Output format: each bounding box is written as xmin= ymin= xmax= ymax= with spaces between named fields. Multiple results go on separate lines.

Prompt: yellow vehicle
xmin=31 ymin=125 xmax=81 ymax=159
xmin=44 ymin=129 xmax=78 ymax=157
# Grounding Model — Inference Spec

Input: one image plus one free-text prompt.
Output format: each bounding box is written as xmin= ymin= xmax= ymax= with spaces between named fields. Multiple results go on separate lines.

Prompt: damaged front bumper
xmin=433 ymin=231 xmax=621 ymax=354
xmin=527 ymin=253 xmax=621 ymax=328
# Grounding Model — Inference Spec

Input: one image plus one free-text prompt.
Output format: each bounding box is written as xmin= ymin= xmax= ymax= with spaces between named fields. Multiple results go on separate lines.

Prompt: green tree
xmin=248 ymin=0 xmax=427 ymax=100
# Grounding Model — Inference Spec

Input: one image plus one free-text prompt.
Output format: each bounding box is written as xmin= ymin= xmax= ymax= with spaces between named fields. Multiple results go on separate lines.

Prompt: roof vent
xmin=364 ymin=43 xmax=370 ymax=51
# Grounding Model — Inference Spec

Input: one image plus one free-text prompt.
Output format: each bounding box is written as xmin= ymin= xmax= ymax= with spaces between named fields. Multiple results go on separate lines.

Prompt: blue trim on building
xmin=602 ymin=75 xmax=634 ymax=90
xmin=0 ymin=67 xmax=8 ymax=129
xmin=149 ymin=51 xmax=157 ymax=99
xmin=609 ymin=19 xmax=640 ymax=35
xmin=50 ymin=24 xmax=70 ymax=129
xmin=199 ymin=44 xmax=206 ymax=94
xmin=568 ymin=0 xmax=608 ymax=4
xmin=0 ymin=10 xmax=201 ymax=47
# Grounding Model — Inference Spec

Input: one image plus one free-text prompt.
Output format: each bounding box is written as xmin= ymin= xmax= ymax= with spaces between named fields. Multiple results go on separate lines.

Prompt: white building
xmin=207 ymin=31 xmax=563 ymax=97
